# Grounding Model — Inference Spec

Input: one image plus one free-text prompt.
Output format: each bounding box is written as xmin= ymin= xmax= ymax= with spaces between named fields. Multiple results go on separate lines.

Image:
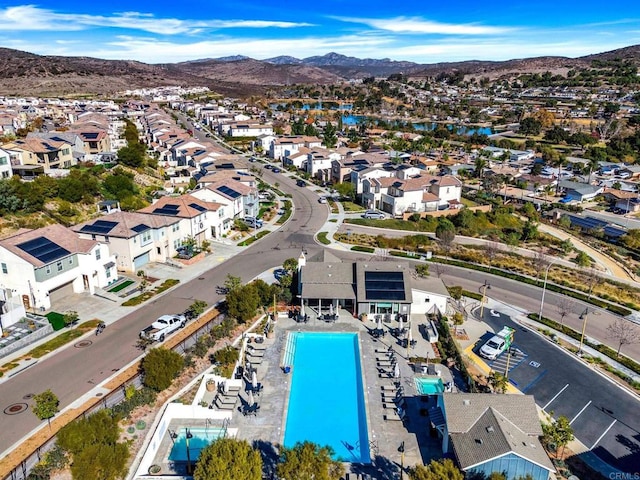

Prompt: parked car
xmin=318 ymin=197 xmax=327 ymax=204
xmin=272 ymin=167 xmax=281 ymax=173
xmin=296 ymin=179 xmax=307 ymax=187
xmin=273 ymin=268 xmax=287 ymax=281
xmin=243 ymin=216 xmax=263 ymax=228
xmin=264 ymin=164 xmax=273 ymax=170
xmin=362 ymin=210 xmax=385 ymax=219
xmin=139 ymin=314 xmax=187 ymax=342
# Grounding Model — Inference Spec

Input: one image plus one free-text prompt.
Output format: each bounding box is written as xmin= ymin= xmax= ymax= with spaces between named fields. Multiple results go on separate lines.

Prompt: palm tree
xmin=474 ymin=156 xmax=487 ymax=179
xmin=587 ymin=157 xmax=600 ymax=184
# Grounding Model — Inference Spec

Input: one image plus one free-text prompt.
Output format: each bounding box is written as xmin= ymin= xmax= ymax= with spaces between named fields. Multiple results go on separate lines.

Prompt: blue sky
xmin=0 ymin=1 xmax=638 ymax=64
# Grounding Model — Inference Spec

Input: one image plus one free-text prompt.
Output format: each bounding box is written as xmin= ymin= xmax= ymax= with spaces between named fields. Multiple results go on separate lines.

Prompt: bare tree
xmin=584 ymin=268 xmax=603 ymax=299
xmin=596 ymin=117 xmax=622 ymax=142
xmin=531 ymin=250 xmax=550 ymax=280
xmin=555 ymin=297 xmax=577 ymax=328
xmin=606 ymin=319 xmax=640 ymax=358
xmin=485 ymin=241 xmax=501 ymax=267
xmin=432 ymin=262 xmax=449 ymax=279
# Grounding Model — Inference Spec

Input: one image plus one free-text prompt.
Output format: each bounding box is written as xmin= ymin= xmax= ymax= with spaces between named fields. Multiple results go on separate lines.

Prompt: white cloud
xmin=335 ymin=16 xmax=513 ymax=35
xmin=0 ymin=5 xmax=312 ymax=35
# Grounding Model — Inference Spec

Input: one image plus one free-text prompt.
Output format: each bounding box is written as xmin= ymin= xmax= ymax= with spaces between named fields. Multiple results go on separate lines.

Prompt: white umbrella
xmin=329 ymin=303 xmax=334 ymax=317
xmin=376 ymin=315 xmax=382 ymax=330
xmin=407 ymin=327 xmax=413 ymax=349
xmin=221 ymin=381 xmax=227 ymax=395
xmin=398 ymin=315 xmax=404 ymax=334
xmin=251 ymin=370 xmax=258 ymax=390
xmin=394 ymin=362 xmax=400 ymax=379
xmin=300 ymin=301 xmax=305 ymax=319
xmin=248 ymin=390 xmax=255 ymax=407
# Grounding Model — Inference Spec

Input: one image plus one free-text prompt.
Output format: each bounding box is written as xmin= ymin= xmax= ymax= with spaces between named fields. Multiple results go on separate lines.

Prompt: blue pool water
xmin=284 ymin=332 xmax=370 ymax=463
xmin=168 ymin=427 xmax=226 ymax=462
xmin=415 ymin=377 xmax=444 ymax=395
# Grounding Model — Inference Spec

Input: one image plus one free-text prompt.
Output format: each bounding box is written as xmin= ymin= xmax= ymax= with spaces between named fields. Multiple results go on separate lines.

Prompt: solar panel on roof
xmin=217 ymin=185 xmax=241 ymax=199
xmin=189 ymin=203 xmax=207 ymax=212
xmin=364 ymin=271 xmax=406 ymax=301
xmin=17 ymin=237 xmax=71 ymax=264
xmin=131 ymin=224 xmax=150 ymax=233
xmin=153 ymin=207 xmax=180 ymax=216
xmin=83 ymin=132 xmax=99 ymax=139
xmin=78 ymin=219 xmax=117 ymax=235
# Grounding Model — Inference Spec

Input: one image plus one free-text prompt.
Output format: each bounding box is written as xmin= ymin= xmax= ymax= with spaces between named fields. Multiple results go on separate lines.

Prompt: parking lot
xmin=477 ymin=309 xmax=640 ymax=473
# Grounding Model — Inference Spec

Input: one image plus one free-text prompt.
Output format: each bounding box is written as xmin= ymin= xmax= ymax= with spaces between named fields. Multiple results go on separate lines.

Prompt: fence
xmin=1 ymin=308 xmax=225 ymax=480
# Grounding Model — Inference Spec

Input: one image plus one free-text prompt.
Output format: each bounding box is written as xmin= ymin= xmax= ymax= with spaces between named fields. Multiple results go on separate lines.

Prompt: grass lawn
xmin=108 ymin=280 xmax=134 ymax=293
xmin=28 ymin=321 xmax=99 ymax=358
xmin=460 ymin=197 xmax=478 ymax=207
xmin=342 ymin=201 xmax=365 ymax=212
xmin=237 ymin=230 xmax=270 ymax=246
xmin=345 ymin=218 xmax=432 ymax=232
xmin=317 ymin=232 xmax=331 ymax=245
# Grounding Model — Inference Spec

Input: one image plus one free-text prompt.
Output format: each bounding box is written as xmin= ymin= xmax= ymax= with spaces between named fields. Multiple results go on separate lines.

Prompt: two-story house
xmin=138 ymin=194 xmax=225 ymax=244
xmin=72 ymin=211 xmax=182 ymax=272
xmin=191 ymin=177 xmax=258 ymax=228
xmin=0 ymin=148 xmax=13 ymax=179
xmin=377 ymin=174 xmax=463 ymax=215
xmin=0 ymin=224 xmax=116 ymax=310
xmin=3 ymin=137 xmax=76 ymax=171
xmin=270 ymin=135 xmax=323 ymax=161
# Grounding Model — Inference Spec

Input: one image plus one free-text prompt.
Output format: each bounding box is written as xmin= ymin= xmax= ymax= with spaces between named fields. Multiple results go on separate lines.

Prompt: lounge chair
xmin=247 ymin=351 xmax=265 ymax=359
xmin=381 ymin=385 xmax=398 ymax=392
xmin=248 ymin=343 xmax=266 ymax=351
xmin=381 ymin=394 xmax=402 ymax=403
xmin=384 ymin=411 xmax=402 ymax=421
xmin=375 ymin=355 xmax=394 ymax=362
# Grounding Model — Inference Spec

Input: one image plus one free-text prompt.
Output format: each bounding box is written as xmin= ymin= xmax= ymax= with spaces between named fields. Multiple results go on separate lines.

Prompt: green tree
xmin=283 ymin=257 xmax=298 ymax=273
xmin=141 ymin=347 xmax=184 ymax=391
xmin=542 ymin=415 xmax=574 ymax=458
xmin=226 ymin=283 xmax=260 ymax=323
xmin=103 ymin=168 xmax=137 ymax=201
xmin=408 ymin=458 xmax=463 ymax=480
xmin=521 ymin=220 xmax=538 ymax=242
xmin=323 ymin=122 xmax=338 ymax=148
xmin=194 ymin=438 xmax=262 ymax=480
xmin=488 ymin=371 xmax=508 ymax=393
xmin=32 ymin=389 xmax=59 ymax=428
xmin=116 ymin=143 xmax=146 ymax=167
xmin=57 ymin=410 xmax=128 ymax=480
xmin=435 ymin=217 xmax=456 ymax=249
xmin=333 ymin=182 xmax=356 ymax=201
xmin=575 ymin=250 xmax=591 ymax=267
xmin=224 ymin=274 xmax=242 ymax=292
xmin=276 ymin=441 xmax=344 ymax=480
xmin=519 ymin=117 xmax=543 ymax=136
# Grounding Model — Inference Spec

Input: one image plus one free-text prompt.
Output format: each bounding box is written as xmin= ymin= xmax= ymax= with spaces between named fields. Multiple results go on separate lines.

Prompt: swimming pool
xmin=415 ymin=377 xmax=444 ymax=395
xmin=168 ymin=427 xmax=226 ymax=462
xmin=283 ymin=332 xmax=370 ymax=463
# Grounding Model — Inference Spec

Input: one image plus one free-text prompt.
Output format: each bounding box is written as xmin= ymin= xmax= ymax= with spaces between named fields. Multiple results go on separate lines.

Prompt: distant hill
xmin=0 ymin=44 xmax=637 ymax=97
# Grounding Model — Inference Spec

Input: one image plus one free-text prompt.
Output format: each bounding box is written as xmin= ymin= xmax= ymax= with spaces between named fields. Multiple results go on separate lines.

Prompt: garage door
xmin=49 ymin=281 xmax=75 ymax=304
xmin=133 ymin=251 xmax=151 ymax=270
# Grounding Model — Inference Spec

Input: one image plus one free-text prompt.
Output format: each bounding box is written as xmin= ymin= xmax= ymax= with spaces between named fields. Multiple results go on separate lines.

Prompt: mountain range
xmin=0 ymin=45 xmax=638 ymax=97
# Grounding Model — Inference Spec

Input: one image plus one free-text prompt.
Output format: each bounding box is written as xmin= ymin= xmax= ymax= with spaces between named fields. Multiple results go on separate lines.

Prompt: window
xmin=62 ymin=148 xmax=70 ymax=156
xmin=172 ymin=224 xmax=179 ymax=232
xmin=0 ymin=157 xmax=7 ymax=165
xmin=95 ymin=249 xmax=101 ymax=260
xmin=57 ymin=261 xmax=63 ymax=271
xmin=106 ymin=269 xmax=111 ymax=279
xmin=68 ymin=257 xmax=73 ymax=264
xmin=1 ymin=171 xmax=8 ymax=179
xmin=142 ymin=230 xmax=151 ymax=244
xmin=46 ymin=265 xmax=51 ymax=274
xmin=1 ymin=262 xmax=7 ymax=274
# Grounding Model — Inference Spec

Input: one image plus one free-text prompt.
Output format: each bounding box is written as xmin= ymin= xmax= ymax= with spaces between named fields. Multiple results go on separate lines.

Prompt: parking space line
xmin=521 ymin=370 xmax=548 ymax=393
xmin=569 ymin=400 xmax=592 ymax=425
xmin=591 ymin=419 xmax=617 ymax=450
xmin=543 ymin=383 xmax=569 ymax=410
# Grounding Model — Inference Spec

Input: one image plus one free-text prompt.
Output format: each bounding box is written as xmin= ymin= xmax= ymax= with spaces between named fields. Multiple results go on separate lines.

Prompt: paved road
xmin=0 ymin=164 xmax=327 ymax=456
xmin=478 ymin=309 xmax=640 ymax=473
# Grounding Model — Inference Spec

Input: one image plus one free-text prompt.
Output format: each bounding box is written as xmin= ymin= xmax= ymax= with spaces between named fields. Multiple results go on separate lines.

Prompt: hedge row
xmin=527 ymin=313 xmax=640 ymax=375
xmin=351 ymin=245 xmax=375 ymax=253
xmin=435 ymin=315 xmax=478 ymax=392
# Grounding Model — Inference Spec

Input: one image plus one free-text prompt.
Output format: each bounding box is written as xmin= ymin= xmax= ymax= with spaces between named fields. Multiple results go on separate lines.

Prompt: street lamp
xmin=537 ymin=258 xmax=559 ymax=322
xmin=578 ymin=308 xmax=599 ymax=355
xmin=479 ymin=280 xmax=491 ymax=318
xmin=504 ymin=347 xmax=516 ymax=379
xmin=398 ymin=441 xmax=405 ymax=480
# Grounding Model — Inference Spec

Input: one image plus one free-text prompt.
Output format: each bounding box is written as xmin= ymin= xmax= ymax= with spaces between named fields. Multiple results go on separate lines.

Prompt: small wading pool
xmin=415 ymin=377 xmax=444 ymax=395
xmin=168 ymin=427 xmax=226 ymax=462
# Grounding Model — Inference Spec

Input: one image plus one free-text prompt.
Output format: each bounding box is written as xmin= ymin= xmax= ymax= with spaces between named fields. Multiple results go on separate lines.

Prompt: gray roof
xmin=300 ymin=262 xmax=356 ymax=300
xmin=559 ymin=180 xmax=601 ymax=196
xmin=443 ymin=393 xmax=542 ymax=435
xmin=307 ymin=249 xmax=342 ymax=263
xmin=412 ymin=276 xmax=449 ymax=297
xmin=450 ymin=407 xmax=554 ymax=472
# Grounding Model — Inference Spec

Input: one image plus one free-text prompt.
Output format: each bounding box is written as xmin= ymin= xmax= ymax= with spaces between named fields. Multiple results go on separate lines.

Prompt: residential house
xmin=0 ymin=148 xmax=13 ymax=179
xmin=331 ymin=152 xmax=388 ymax=185
xmin=352 ymin=165 xmax=397 ymax=196
xmin=3 ymin=136 xmax=76 ymax=171
xmin=0 ymin=224 xmax=116 ymax=310
xmin=270 ymin=135 xmax=322 ymax=161
xmin=378 ymin=174 xmax=462 ymax=215
xmin=305 ymin=148 xmax=341 ymax=181
xmin=138 ymin=194 xmax=225 ymax=244
xmin=68 ymin=128 xmax=112 ymax=156
xmin=558 ymin=180 xmax=603 ymax=202
xmin=191 ymin=177 xmax=258 ymax=229
xmin=439 ymin=393 xmax=555 ymax=480
xmin=73 ymin=211 xmax=182 ymax=272
xmin=225 ymin=122 xmax=274 ymax=138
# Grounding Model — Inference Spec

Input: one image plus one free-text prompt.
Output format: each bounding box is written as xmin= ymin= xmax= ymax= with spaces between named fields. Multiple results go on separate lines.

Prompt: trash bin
xmin=284 ymin=366 xmax=291 ymax=374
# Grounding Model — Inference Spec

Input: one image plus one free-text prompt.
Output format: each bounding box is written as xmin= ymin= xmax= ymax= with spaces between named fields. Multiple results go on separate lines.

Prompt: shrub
xmin=351 ymin=245 xmax=375 ymax=253
xmin=141 ymin=348 xmax=184 ymax=392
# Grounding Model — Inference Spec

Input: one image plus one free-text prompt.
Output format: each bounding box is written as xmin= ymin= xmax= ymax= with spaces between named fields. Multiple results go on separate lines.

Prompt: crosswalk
xmin=488 ymin=347 xmax=528 ymax=375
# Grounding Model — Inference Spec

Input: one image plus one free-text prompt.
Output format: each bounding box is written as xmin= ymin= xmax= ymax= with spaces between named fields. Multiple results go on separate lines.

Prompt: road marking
xmin=529 ymin=361 xmax=540 ymax=368
xmin=543 ymin=384 xmax=569 ymax=410
xmin=569 ymin=400 xmax=592 ymax=425
xmin=591 ymin=419 xmax=617 ymax=450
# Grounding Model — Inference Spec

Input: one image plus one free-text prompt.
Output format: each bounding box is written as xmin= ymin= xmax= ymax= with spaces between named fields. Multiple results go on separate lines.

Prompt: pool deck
xmin=146 ymin=310 xmax=456 ymax=479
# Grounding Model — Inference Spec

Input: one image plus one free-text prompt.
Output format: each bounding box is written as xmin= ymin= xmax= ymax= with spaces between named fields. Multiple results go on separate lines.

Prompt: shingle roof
xmin=443 ymin=393 xmax=542 ymax=435
xmin=138 ymin=194 xmax=222 ymax=218
xmin=450 ymin=407 xmax=553 ymax=472
xmin=72 ymin=211 xmax=180 ymax=239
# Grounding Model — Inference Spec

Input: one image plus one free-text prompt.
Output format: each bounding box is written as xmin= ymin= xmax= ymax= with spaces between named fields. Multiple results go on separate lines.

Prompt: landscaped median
xmin=237 ymin=230 xmax=269 ymax=246
xmin=122 ymin=279 xmax=180 ymax=306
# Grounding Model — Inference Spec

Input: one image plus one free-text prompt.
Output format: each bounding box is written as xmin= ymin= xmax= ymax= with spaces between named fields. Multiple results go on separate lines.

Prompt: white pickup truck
xmin=139 ymin=314 xmax=187 ymax=342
